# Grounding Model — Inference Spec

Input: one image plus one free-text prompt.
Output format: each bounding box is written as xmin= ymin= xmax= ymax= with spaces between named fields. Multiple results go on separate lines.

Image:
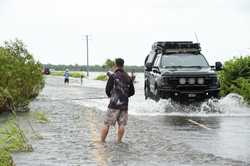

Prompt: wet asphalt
xmin=12 ymin=75 xmax=250 ymax=166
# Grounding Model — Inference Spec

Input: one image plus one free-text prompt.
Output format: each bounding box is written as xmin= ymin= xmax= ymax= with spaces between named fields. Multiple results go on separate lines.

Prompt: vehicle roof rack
xmin=152 ymin=41 xmax=201 ymax=54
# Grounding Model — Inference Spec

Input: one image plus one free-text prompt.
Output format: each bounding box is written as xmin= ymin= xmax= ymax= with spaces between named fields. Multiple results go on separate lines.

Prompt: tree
xmin=219 ymin=56 xmax=250 ymax=103
xmin=103 ymin=59 xmax=114 ymax=69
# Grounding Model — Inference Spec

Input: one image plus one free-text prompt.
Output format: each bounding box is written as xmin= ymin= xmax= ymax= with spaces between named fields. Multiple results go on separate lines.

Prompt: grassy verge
xmin=0 ymin=149 xmax=14 ymax=166
xmin=0 ymin=118 xmax=32 ymax=166
xmin=33 ymin=111 xmax=48 ymax=123
xmin=51 ymin=71 xmax=85 ymax=78
xmin=95 ymin=74 xmax=108 ymax=81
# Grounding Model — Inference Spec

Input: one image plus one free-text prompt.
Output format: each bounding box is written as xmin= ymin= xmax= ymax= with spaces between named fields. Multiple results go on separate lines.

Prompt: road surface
xmin=12 ymin=75 xmax=250 ymax=166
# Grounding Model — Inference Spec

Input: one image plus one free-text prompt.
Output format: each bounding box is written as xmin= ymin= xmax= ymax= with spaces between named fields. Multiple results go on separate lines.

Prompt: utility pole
xmin=194 ymin=32 xmax=199 ymax=43
xmin=86 ymin=35 xmax=89 ymax=77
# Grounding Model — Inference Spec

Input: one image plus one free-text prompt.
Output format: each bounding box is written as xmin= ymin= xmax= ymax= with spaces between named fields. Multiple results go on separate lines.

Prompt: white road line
xmin=188 ymin=119 xmax=211 ymax=130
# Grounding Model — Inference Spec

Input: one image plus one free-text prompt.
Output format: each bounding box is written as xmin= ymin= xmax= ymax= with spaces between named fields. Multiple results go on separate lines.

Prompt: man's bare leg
xmin=117 ymin=125 xmax=125 ymax=143
xmin=101 ymin=126 xmax=109 ymax=142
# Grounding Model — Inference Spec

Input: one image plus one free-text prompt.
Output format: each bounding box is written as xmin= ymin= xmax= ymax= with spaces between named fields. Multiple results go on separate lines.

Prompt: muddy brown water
xmin=9 ymin=75 xmax=250 ymax=166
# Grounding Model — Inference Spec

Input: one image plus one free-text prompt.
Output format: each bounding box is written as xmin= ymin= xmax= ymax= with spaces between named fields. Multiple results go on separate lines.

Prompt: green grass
xmin=33 ymin=111 xmax=48 ymax=123
xmin=70 ymin=72 xmax=82 ymax=78
xmin=50 ymin=71 xmax=85 ymax=78
xmin=0 ymin=119 xmax=32 ymax=152
xmin=50 ymin=71 xmax=64 ymax=76
xmin=95 ymin=74 xmax=108 ymax=81
xmin=0 ymin=118 xmax=32 ymax=166
xmin=0 ymin=149 xmax=14 ymax=166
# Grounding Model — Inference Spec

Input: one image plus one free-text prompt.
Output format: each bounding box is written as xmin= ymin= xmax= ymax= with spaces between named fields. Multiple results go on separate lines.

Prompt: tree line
xmin=43 ymin=63 xmax=144 ymax=72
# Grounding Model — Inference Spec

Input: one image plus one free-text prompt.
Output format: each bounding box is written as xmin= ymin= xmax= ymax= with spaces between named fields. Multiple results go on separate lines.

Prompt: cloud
xmin=0 ymin=0 xmax=249 ymax=65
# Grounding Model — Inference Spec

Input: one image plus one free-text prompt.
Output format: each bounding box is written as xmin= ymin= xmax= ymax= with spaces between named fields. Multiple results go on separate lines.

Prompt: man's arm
xmin=105 ymin=76 xmax=114 ymax=97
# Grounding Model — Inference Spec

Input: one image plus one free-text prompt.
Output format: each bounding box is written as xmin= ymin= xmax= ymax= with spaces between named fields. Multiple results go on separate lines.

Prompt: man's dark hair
xmin=115 ymin=58 xmax=124 ymax=67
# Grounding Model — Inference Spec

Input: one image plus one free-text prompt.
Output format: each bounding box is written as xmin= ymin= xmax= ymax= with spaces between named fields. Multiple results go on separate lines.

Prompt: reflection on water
xmin=0 ymin=112 xmax=12 ymax=127
xmin=152 ymin=115 xmax=250 ymax=163
xmin=162 ymin=116 xmax=221 ymax=128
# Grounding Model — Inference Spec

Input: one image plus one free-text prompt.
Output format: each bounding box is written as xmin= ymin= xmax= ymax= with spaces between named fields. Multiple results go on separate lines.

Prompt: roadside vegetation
xmin=50 ymin=71 xmax=85 ymax=78
xmin=95 ymin=74 xmax=108 ymax=81
xmin=95 ymin=59 xmax=114 ymax=81
xmin=0 ymin=39 xmax=43 ymax=164
xmin=0 ymin=39 xmax=44 ymax=112
xmin=0 ymin=117 xmax=32 ymax=166
xmin=33 ymin=111 xmax=48 ymax=123
xmin=0 ymin=149 xmax=14 ymax=166
xmin=219 ymin=56 xmax=250 ymax=104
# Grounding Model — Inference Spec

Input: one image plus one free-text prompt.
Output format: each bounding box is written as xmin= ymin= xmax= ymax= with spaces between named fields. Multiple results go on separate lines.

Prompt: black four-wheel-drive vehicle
xmin=144 ymin=41 xmax=222 ymax=103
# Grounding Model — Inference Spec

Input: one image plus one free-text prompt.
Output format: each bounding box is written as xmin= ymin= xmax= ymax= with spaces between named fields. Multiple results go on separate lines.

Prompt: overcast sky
xmin=0 ymin=0 xmax=249 ymax=66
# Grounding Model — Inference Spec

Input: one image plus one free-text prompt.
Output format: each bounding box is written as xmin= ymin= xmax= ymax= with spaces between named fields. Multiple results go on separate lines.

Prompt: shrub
xmin=50 ymin=71 xmax=64 ymax=77
xmin=0 ymin=39 xmax=44 ymax=111
xmin=219 ymin=56 xmax=250 ymax=103
xmin=70 ymin=72 xmax=84 ymax=78
xmin=95 ymin=74 xmax=108 ymax=81
xmin=0 ymin=88 xmax=13 ymax=113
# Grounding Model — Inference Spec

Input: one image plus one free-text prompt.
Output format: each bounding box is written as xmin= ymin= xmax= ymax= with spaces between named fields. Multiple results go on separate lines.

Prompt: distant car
xmin=43 ymin=68 xmax=50 ymax=75
xmin=144 ymin=41 xmax=222 ymax=103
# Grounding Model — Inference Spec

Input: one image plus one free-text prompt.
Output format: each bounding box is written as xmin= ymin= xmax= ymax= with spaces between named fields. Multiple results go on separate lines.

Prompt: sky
xmin=0 ymin=0 xmax=250 ymax=66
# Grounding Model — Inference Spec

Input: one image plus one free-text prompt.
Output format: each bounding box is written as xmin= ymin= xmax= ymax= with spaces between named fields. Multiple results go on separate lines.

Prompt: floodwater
xmin=11 ymin=73 xmax=250 ymax=166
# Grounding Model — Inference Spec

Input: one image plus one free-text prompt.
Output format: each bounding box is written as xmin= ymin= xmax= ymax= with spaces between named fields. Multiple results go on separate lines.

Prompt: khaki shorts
xmin=104 ymin=108 xmax=128 ymax=127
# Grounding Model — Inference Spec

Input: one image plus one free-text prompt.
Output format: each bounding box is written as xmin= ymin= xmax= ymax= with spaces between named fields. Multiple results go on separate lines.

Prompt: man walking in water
xmin=101 ymin=58 xmax=135 ymax=143
xmin=64 ymin=69 xmax=70 ymax=85
xmin=80 ymin=73 xmax=84 ymax=85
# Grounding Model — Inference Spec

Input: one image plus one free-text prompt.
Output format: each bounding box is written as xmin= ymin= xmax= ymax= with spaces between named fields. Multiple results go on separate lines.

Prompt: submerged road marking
xmin=187 ymin=119 xmax=211 ymax=130
xmin=87 ymin=110 xmax=108 ymax=166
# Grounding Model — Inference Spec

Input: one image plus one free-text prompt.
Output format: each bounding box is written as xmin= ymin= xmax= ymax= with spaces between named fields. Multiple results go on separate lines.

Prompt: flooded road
xmin=12 ymin=74 xmax=250 ymax=166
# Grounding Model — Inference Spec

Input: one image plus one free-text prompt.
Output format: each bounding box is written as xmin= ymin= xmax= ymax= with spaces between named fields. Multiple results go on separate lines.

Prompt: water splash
xmin=216 ymin=93 xmax=249 ymax=114
xmin=129 ymin=93 xmax=250 ymax=117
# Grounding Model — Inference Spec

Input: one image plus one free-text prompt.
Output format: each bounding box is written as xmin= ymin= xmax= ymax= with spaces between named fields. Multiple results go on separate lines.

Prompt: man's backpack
xmin=110 ymin=71 xmax=131 ymax=106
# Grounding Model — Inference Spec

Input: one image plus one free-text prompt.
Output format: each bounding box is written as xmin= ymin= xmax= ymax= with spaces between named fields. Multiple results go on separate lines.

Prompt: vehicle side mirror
xmin=215 ymin=62 xmax=222 ymax=71
xmin=152 ymin=66 xmax=161 ymax=74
